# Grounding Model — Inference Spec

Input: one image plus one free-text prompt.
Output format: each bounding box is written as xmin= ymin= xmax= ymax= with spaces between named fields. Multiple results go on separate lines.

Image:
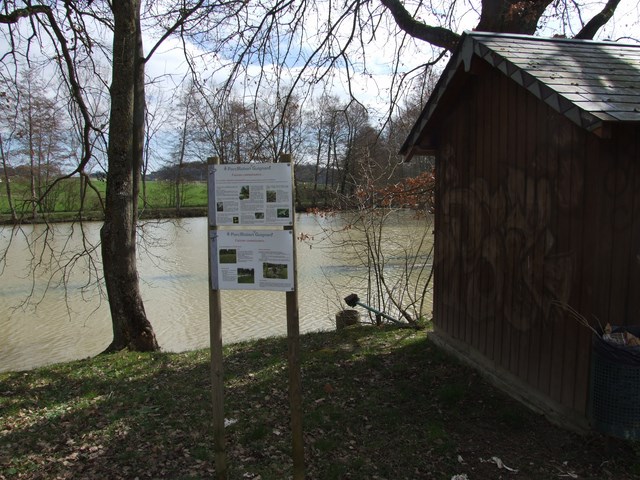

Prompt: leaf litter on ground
xmin=1 ymin=325 xmax=639 ymax=479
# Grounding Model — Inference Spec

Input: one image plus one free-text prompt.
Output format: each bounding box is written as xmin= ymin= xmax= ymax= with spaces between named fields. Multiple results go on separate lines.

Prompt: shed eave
xmin=402 ymin=144 xmax=436 ymax=162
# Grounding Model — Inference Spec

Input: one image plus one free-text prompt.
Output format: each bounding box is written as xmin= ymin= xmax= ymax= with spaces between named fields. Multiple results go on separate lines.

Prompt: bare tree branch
xmin=575 ymin=0 xmax=622 ymax=39
xmin=378 ymin=0 xmax=460 ymax=52
xmin=0 ymin=5 xmax=50 ymax=24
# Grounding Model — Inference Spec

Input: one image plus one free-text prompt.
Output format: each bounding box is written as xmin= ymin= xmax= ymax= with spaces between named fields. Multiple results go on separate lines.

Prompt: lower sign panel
xmin=210 ymin=230 xmax=294 ymax=291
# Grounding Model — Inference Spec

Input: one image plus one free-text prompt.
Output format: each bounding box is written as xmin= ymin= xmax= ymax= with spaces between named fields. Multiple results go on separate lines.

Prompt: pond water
xmin=0 ymin=213 xmax=432 ymax=373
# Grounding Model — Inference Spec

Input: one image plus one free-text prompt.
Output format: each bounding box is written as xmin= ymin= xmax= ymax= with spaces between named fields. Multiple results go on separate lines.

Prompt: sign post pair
xmin=207 ymin=154 xmax=304 ymax=479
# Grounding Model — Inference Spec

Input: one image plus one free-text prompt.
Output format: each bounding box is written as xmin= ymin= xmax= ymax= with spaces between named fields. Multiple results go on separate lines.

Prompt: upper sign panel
xmin=208 ymin=163 xmax=293 ymax=226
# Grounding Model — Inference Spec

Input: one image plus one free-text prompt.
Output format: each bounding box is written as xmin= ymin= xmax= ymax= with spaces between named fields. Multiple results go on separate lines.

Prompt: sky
xmin=142 ymin=0 xmax=640 ymax=122
xmin=1 ymin=0 xmax=638 ymax=172
xmin=146 ymin=6 xmax=440 ymax=103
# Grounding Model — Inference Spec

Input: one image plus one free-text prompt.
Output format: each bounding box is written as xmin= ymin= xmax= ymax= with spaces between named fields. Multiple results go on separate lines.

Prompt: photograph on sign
xmin=209 ymin=230 xmax=294 ymax=291
xmin=208 ymin=163 xmax=293 ymax=226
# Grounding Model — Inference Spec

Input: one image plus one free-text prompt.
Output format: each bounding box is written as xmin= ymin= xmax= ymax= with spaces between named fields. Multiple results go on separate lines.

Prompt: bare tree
xmin=0 ymin=134 xmax=17 ymax=222
xmin=312 ymin=95 xmax=348 ymax=206
xmin=13 ymin=71 xmax=70 ymax=216
xmin=192 ymin=89 xmax=256 ymax=165
xmin=0 ymin=1 xmax=211 ymax=352
xmin=249 ymin=90 xmax=304 ymax=162
xmin=0 ymin=76 xmax=19 ymax=222
xmin=97 ymin=0 xmax=158 ymax=352
xmin=165 ymin=82 xmax=201 ymax=212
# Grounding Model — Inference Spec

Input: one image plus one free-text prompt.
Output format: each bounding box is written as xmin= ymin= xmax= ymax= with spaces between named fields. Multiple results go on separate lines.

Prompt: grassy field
xmin=1 ymin=325 xmax=638 ymax=479
xmin=0 ymin=178 xmax=327 ymax=221
xmin=0 ymin=178 xmax=209 ymax=219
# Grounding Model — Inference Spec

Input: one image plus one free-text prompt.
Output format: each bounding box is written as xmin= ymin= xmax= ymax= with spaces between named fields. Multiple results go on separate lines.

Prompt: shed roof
xmin=401 ymin=32 xmax=640 ymax=159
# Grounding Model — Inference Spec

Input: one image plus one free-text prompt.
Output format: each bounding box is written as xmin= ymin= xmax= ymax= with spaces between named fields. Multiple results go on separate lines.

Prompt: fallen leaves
xmin=1 ymin=327 xmax=639 ymax=479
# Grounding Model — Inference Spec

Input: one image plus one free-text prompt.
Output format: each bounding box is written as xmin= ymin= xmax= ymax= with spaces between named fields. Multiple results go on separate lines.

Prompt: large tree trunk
xmin=476 ymin=0 xmax=553 ymax=34
xmin=101 ymin=0 xmax=159 ymax=353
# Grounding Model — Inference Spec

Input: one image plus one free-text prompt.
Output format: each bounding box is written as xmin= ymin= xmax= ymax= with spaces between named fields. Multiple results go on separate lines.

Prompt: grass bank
xmin=0 ymin=179 xmax=209 ymax=224
xmin=1 ymin=326 xmax=638 ymax=479
xmin=0 ymin=178 xmax=328 ymax=224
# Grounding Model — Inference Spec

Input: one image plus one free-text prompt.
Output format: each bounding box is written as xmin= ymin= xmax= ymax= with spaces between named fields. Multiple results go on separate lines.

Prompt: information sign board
xmin=206 ymin=157 xmax=303 ymax=479
xmin=209 ymin=229 xmax=294 ymax=291
xmin=209 ymin=163 xmax=293 ymax=226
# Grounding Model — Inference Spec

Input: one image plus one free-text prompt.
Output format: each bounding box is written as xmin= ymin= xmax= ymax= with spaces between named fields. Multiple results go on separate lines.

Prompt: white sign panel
xmin=210 ymin=230 xmax=294 ymax=291
xmin=209 ymin=163 xmax=293 ymax=226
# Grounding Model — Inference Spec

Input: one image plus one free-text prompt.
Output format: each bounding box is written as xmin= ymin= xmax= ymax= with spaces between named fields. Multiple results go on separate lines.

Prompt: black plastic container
xmin=589 ymin=326 xmax=640 ymax=439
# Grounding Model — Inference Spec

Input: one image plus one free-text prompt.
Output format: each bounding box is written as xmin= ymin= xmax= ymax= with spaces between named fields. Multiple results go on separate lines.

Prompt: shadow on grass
xmin=1 ymin=326 xmax=639 ymax=479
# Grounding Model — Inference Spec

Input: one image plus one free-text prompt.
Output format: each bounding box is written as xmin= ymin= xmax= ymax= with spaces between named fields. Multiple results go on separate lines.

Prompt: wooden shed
xmin=400 ymin=32 xmax=640 ymax=431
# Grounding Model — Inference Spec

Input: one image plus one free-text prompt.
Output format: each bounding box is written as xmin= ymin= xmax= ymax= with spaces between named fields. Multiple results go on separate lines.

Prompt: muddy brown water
xmin=0 ymin=213 xmax=431 ymax=372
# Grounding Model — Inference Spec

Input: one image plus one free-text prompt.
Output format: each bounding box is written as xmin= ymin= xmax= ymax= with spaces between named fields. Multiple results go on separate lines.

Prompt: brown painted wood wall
xmin=433 ymin=64 xmax=640 ymax=415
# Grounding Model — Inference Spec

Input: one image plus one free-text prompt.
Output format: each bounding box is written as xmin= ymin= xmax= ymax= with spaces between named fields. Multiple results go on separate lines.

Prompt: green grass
xmin=0 ymin=178 xmax=105 ymax=214
xmin=1 ymin=326 xmax=639 ymax=479
xmin=0 ymin=178 xmax=210 ymax=220
xmin=141 ymin=181 xmax=208 ymax=208
xmin=0 ymin=177 xmax=333 ymax=224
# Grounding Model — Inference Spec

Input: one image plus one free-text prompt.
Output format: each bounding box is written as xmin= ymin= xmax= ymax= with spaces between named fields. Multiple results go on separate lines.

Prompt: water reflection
xmin=0 ymin=213 xmax=431 ymax=372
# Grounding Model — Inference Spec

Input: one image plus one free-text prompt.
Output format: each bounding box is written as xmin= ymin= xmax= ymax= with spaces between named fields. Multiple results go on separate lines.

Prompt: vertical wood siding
xmin=433 ymin=67 xmax=640 ymax=415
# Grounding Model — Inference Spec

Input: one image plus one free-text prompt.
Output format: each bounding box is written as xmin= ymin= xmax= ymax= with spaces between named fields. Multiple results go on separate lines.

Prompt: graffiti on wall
xmin=438 ymin=153 xmax=579 ymax=332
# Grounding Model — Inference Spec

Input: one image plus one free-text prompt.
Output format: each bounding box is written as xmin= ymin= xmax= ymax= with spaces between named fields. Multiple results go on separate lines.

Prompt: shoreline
xmin=0 ymin=207 xmax=208 ymax=225
xmin=0 ymin=205 xmax=324 ymax=225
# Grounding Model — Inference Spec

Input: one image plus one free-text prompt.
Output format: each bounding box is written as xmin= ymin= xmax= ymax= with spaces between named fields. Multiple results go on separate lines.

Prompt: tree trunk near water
xmin=101 ymin=0 xmax=159 ymax=353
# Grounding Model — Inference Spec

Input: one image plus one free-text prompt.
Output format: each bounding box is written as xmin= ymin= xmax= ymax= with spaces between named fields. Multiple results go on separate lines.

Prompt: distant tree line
xmin=146 ymin=84 xmax=436 ymax=210
xmin=1 ymin=68 xmax=434 ymax=215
